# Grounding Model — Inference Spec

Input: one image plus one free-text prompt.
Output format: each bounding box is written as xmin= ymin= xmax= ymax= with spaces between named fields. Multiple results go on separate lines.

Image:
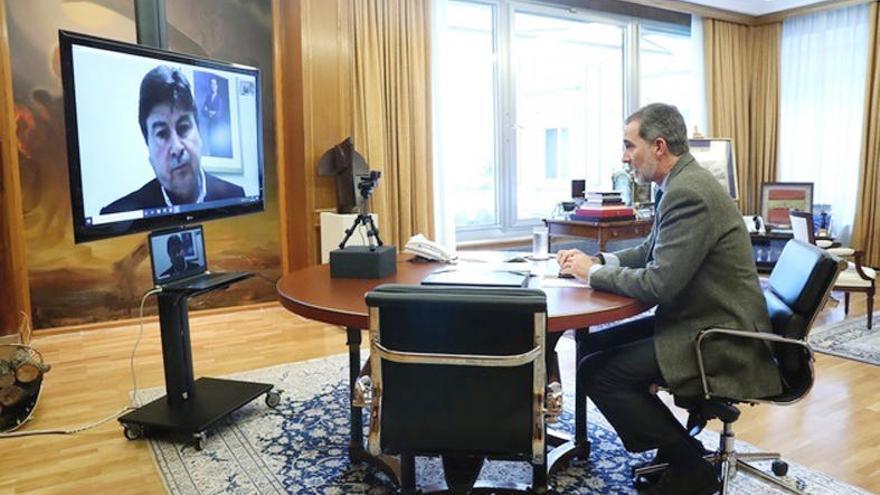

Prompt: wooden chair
xmin=790 ymin=210 xmax=875 ymax=329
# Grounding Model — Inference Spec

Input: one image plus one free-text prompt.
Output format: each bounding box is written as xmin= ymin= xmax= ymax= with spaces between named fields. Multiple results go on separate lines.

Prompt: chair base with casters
xmin=634 ymin=401 xmax=803 ymax=494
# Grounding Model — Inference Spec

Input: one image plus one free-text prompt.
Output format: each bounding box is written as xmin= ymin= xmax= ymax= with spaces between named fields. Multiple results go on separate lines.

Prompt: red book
xmin=574 ymin=206 xmax=635 ymax=218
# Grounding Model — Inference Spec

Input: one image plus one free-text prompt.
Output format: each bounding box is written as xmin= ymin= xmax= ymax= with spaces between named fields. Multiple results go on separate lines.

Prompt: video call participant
xmin=160 ymin=234 xmax=199 ymax=277
xmin=100 ymin=66 xmax=243 ymax=214
xmin=557 ymin=103 xmax=782 ymax=495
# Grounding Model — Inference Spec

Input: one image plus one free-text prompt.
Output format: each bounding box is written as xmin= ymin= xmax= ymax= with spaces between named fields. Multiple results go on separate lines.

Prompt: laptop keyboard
xmin=161 ymin=272 xmax=249 ymax=291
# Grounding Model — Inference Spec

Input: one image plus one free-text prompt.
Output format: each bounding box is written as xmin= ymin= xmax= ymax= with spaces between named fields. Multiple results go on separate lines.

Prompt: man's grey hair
xmin=624 ymin=103 xmax=689 ymax=156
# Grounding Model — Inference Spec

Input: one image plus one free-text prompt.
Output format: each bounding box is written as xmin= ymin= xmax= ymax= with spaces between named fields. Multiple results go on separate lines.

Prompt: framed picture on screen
xmin=760 ymin=182 xmax=813 ymax=230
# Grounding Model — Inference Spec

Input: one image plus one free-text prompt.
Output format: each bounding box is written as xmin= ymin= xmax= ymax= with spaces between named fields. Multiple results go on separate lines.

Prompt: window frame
xmin=449 ymin=0 xmax=690 ymax=242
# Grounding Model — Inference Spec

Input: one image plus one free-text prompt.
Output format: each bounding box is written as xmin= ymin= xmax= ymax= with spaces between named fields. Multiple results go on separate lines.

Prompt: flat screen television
xmin=59 ymin=30 xmax=265 ymax=243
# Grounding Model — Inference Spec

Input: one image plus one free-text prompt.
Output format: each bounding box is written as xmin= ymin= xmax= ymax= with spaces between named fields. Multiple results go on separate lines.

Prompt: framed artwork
xmin=689 ymin=138 xmax=737 ymax=199
xmin=760 ymin=182 xmax=814 ymax=230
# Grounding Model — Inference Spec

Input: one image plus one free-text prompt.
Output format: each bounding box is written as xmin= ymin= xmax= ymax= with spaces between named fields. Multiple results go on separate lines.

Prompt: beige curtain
xmin=747 ymin=23 xmax=781 ymax=216
xmin=854 ymin=2 xmax=880 ymax=266
xmin=352 ymin=0 xmax=434 ymax=248
xmin=704 ymin=19 xmax=781 ymax=215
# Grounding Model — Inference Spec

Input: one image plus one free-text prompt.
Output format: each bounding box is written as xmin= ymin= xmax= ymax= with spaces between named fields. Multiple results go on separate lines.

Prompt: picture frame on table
xmin=760 ymin=182 xmax=813 ymax=230
xmin=689 ymin=138 xmax=738 ymax=200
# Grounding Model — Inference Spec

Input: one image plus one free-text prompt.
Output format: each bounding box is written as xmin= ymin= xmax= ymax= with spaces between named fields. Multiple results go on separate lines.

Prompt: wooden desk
xmin=276 ymin=254 xmax=649 ymax=485
xmin=544 ymin=217 xmax=652 ymax=252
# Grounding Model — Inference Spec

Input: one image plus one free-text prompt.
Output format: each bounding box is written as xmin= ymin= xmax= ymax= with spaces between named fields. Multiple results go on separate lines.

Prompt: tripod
xmin=338 ymin=213 xmax=384 ymax=251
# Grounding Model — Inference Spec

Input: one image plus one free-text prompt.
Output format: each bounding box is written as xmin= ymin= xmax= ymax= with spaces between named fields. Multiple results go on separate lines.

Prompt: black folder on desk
xmin=421 ymin=269 xmax=529 ymax=288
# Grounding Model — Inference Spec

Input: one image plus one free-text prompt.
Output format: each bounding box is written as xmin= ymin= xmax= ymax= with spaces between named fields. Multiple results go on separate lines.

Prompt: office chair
xmin=790 ymin=210 xmax=875 ymax=329
xmin=633 ymin=240 xmax=845 ymax=494
xmin=364 ymin=284 xmax=554 ymax=494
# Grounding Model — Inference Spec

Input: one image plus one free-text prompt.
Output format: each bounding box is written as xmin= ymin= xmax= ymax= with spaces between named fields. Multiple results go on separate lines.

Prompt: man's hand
xmin=557 ymin=249 xmax=596 ymax=281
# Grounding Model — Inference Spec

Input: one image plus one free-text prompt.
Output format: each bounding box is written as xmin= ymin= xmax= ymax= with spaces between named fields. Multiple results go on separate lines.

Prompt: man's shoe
xmin=632 ymin=453 xmax=668 ymax=490
xmin=352 ymin=375 xmax=372 ymax=408
xmin=633 ymin=438 xmax=711 ymax=490
xmin=639 ymin=461 xmax=720 ymax=495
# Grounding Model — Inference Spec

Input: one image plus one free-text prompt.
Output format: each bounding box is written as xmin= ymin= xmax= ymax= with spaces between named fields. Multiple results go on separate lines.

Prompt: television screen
xmin=59 ymin=30 xmax=265 ymax=243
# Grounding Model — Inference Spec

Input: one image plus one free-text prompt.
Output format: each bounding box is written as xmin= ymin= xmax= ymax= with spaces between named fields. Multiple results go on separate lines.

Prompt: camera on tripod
xmin=319 ymin=138 xmax=397 ymax=279
xmin=357 ymin=171 xmax=381 ymax=204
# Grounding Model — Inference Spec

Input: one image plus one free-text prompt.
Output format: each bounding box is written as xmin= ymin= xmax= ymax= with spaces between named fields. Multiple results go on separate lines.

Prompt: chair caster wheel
xmin=265 ymin=390 xmax=281 ymax=408
xmin=123 ymin=424 xmax=144 ymax=441
xmin=771 ymin=459 xmax=788 ymax=476
xmin=194 ymin=432 xmax=207 ymax=451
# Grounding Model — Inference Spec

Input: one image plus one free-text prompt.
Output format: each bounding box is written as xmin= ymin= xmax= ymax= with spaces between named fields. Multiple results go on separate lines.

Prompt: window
xmin=437 ymin=1 xmax=702 ymax=241
xmin=778 ymin=4 xmax=870 ymax=244
xmin=638 ymin=24 xmax=705 ymax=136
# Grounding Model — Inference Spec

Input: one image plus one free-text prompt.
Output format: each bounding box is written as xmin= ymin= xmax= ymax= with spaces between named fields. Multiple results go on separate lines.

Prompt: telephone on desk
xmin=404 ymin=234 xmax=457 ymax=263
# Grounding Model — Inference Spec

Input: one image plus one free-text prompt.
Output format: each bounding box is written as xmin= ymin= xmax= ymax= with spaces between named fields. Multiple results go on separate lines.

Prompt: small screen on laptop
xmin=148 ymin=226 xmax=207 ymax=285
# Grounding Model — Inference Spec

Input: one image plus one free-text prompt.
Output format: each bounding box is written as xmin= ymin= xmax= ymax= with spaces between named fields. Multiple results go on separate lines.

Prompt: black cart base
xmin=119 ymin=377 xmax=277 ymax=450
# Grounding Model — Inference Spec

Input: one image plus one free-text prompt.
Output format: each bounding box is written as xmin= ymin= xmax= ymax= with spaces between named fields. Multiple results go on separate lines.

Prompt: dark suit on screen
xmin=582 ymin=153 xmax=782 ymax=453
xmin=100 ymin=173 xmax=244 ymax=214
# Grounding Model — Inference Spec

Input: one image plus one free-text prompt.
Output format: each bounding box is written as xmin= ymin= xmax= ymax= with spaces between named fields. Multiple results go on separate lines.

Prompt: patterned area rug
xmin=140 ymin=354 xmax=870 ymax=494
xmin=808 ymin=312 xmax=880 ymax=365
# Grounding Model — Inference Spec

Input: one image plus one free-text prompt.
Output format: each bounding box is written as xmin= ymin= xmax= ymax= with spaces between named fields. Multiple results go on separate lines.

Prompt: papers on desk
xmin=435 ymin=251 xmax=591 ymax=289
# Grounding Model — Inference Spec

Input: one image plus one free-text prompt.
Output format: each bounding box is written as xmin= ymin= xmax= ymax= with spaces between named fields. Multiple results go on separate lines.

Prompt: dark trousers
xmin=577 ymin=316 xmax=691 ymax=453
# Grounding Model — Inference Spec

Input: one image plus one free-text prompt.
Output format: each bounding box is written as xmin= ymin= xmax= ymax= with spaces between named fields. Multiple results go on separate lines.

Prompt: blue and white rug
xmin=809 ymin=311 xmax=880 ymax=365
xmin=140 ymin=354 xmax=870 ymax=494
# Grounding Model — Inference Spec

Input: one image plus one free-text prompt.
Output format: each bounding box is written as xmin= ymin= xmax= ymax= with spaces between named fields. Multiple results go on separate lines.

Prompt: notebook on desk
xmin=148 ymin=225 xmax=250 ymax=290
xmin=421 ymin=268 xmax=530 ymax=288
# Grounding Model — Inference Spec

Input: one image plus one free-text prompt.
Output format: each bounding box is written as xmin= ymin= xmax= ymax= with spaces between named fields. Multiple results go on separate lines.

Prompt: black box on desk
xmin=330 ymin=245 xmax=397 ymax=278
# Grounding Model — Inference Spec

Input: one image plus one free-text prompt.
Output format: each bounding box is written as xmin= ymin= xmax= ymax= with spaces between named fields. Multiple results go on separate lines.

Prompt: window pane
xmin=639 ymin=26 xmax=702 ymax=133
xmin=513 ymin=13 xmax=624 ymax=221
xmin=443 ymin=1 xmax=497 ymax=227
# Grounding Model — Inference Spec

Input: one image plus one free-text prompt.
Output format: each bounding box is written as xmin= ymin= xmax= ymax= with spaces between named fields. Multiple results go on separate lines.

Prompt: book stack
xmin=570 ymin=192 xmax=635 ymax=222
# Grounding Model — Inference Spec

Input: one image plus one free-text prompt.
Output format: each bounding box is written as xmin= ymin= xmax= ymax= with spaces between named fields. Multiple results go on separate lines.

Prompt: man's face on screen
xmin=146 ymin=103 xmax=203 ymax=202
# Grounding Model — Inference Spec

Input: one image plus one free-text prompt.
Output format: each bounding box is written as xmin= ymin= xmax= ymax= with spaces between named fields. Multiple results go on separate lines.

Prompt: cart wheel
xmin=265 ymin=390 xmax=281 ymax=408
xmin=123 ymin=424 xmax=144 ymax=441
xmin=194 ymin=432 xmax=207 ymax=451
xmin=771 ymin=460 xmax=788 ymax=477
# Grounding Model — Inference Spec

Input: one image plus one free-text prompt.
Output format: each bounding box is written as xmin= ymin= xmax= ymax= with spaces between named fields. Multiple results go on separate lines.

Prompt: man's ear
xmin=653 ymin=137 xmax=668 ymax=157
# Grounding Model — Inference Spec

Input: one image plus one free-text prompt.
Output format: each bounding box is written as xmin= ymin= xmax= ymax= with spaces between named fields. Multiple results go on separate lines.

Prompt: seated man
xmin=101 ymin=65 xmax=243 ymax=214
xmin=558 ymin=103 xmax=782 ymax=495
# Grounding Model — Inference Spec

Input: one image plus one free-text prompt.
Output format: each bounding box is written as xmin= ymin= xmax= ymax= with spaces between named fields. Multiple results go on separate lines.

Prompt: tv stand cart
xmin=118 ymin=274 xmax=279 ymax=450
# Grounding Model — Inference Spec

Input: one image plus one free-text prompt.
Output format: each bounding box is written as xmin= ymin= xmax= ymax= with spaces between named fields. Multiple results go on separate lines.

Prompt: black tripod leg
xmin=364 ymin=214 xmax=383 ymax=246
xmin=338 ymin=215 xmax=365 ymax=250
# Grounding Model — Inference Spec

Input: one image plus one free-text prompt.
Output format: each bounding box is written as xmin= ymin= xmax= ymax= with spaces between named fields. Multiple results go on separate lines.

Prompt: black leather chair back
xmin=764 ymin=240 xmax=840 ymax=401
xmin=365 ymin=284 xmax=547 ymax=458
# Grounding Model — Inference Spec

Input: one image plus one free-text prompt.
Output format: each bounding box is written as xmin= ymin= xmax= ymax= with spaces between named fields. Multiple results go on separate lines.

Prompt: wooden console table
xmin=544 ymin=217 xmax=653 ymax=252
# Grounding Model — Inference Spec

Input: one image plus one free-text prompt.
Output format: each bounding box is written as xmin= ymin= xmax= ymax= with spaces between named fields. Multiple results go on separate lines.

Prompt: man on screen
xmin=160 ymin=234 xmax=199 ymax=277
xmin=100 ymin=66 xmax=243 ymax=214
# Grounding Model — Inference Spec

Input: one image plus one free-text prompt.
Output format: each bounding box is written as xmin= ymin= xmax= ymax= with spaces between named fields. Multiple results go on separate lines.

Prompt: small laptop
xmin=148 ymin=225 xmax=251 ymax=290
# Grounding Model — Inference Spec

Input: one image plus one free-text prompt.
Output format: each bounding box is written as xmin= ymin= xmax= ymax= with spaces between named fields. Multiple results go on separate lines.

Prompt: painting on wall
xmin=6 ymin=0 xmax=279 ymax=328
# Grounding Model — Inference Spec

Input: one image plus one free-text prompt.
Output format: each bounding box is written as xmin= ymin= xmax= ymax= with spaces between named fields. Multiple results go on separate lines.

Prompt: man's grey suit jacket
xmin=590 ymin=153 xmax=783 ymax=400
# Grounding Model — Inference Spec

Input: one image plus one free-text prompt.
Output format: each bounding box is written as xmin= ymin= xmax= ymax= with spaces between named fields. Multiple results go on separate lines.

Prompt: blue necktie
xmin=655 ymin=188 xmax=663 ymax=206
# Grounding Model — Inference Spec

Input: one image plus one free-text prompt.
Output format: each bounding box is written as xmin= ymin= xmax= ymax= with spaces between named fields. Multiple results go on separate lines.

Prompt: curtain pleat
xmin=704 ymin=19 xmax=752 ymax=212
xmin=854 ymin=2 xmax=880 ymax=266
xmin=748 ymin=23 xmax=781 ymax=216
xmin=704 ymin=19 xmax=781 ymax=215
xmin=352 ymin=0 xmax=434 ymax=248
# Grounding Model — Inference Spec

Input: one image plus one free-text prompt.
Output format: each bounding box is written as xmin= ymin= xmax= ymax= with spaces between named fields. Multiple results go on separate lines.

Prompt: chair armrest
xmin=694 ymin=328 xmax=814 ymax=399
xmin=373 ymin=342 xmax=542 ymax=367
xmin=851 ymin=251 xmax=874 ymax=281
